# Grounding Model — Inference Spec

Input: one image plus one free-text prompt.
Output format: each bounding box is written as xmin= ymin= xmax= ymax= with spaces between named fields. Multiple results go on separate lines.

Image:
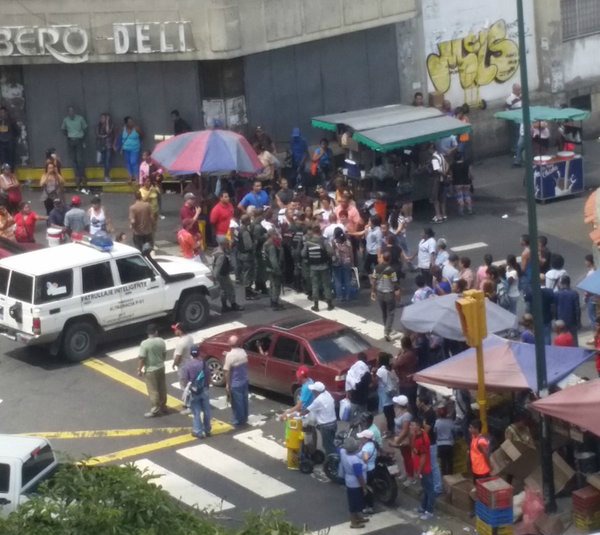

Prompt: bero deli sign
xmin=0 ymin=21 xmax=193 ymax=64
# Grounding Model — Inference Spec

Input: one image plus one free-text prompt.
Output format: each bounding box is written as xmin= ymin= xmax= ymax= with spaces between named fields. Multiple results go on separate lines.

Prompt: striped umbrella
xmin=151 ymin=129 xmax=262 ymax=175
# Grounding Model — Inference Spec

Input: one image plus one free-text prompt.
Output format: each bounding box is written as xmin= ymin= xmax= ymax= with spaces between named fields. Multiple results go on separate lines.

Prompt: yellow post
xmin=456 ymin=290 xmax=488 ymax=434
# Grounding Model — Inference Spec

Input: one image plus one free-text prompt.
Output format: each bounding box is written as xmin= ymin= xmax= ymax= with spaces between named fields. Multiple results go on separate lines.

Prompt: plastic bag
xmin=339 ymin=398 xmax=351 ymax=422
xmin=522 ymin=488 xmax=544 ymax=525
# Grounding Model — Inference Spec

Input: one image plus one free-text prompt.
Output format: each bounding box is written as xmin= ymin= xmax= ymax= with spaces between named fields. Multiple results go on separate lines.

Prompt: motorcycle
xmin=323 ymin=428 xmax=398 ymax=506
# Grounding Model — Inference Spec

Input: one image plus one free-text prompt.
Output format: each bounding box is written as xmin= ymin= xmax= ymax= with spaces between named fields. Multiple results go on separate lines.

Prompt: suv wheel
xmin=178 ymin=293 xmax=209 ymax=330
xmin=206 ymin=357 xmax=225 ymax=387
xmin=62 ymin=321 xmax=98 ymax=362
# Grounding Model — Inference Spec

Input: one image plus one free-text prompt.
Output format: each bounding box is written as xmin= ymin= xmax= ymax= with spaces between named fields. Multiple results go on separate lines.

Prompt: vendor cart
xmin=494 ymin=106 xmax=590 ymax=202
xmin=311 ymin=104 xmax=472 ymax=203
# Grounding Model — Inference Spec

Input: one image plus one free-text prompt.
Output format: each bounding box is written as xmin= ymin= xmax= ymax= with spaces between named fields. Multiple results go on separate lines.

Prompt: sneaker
xmin=431 ymin=216 xmax=442 ymax=224
xmin=442 ymin=215 xmax=448 ymax=221
xmin=362 ymin=507 xmax=374 ymax=515
xmin=419 ymin=512 xmax=434 ymax=520
xmin=179 ymin=408 xmax=191 ymax=415
xmin=415 ymin=507 xmax=425 ymax=514
xmin=144 ymin=411 xmax=159 ymax=418
xmin=191 ymin=432 xmax=205 ymax=439
xmin=159 ymin=215 xmax=166 ymax=220
xmin=310 ymin=305 xmax=319 ymax=312
xmin=205 ymin=431 xmax=211 ymax=438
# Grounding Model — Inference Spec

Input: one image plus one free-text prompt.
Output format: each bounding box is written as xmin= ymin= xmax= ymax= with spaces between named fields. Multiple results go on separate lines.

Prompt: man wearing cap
xmin=180 ymin=192 xmax=202 ymax=238
xmin=411 ymin=417 xmax=435 ymax=520
xmin=357 ymin=428 xmax=378 ymax=515
xmin=183 ymin=346 xmax=212 ymax=438
xmin=171 ymin=322 xmax=194 ymax=414
xmin=282 ymin=366 xmax=314 ymax=418
xmin=224 ymin=335 xmax=250 ymax=427
xmin=47 ymin=198 xmax=67 ymax=229
xmin=129 ymin=190 xmax=154 ymax=251
xmin=339 ymin=437 xmax=370 ymax=529
xmin=64 ymin=195 xmax=87 ymax=237
xmin=303 ymin=381 xmax=337 ymax=455
xmin=212 ymin=238 xmax=243 ymax=313
xmin=137 ymin=323 xmax=167 ymax=418
xmin=391 ymin=394 xmax=415 ymax=483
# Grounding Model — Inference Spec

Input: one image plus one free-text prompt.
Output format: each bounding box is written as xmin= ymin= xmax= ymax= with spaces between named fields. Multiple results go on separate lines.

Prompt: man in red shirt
xmin=553 ymin=319 xmax=575 ymax=347
xmin=179 ymin=193 xmax=201 ymax=237
xmin=411 ymin=418 xmax=435 ymax=520
xmin=209 ymin=191 xmax=234 ymax=244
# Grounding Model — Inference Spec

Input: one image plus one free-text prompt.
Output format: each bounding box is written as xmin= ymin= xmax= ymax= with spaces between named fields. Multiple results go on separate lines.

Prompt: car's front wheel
xmin=206 ymin=357 xmax=225 ymax=387
xmin=62 ymin=321 xmax=98 ymax=362
xmin=177 ymin=293 xmax=210 ymax=331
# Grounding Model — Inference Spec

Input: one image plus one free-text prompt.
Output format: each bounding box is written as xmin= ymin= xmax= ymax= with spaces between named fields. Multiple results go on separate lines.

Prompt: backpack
xmin=496 ymin=279 xmax=511 ymax=309
xmin=190 ymin=365 xmax=206 ymax=395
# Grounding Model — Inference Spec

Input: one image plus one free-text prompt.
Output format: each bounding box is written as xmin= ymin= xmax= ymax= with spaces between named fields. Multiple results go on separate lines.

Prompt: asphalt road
xmin=1 ymin=148 xmax=598 ymax=532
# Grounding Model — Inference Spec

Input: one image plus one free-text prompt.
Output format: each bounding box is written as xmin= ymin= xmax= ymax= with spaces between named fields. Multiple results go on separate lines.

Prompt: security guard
xmin=212 ymin=238 xmax=244 ymax=313
xmin=238 ymin=214 xmax=258 ymax=301
xmin=263 ymin=228 xmax=285 ymax=311
xmin=302 ymin=224 xmax=334 ymax=312
xmin=289 ymin=215 xmax=307 ymax=293
xmin=251 ymin=209 xmax=269 ymax=296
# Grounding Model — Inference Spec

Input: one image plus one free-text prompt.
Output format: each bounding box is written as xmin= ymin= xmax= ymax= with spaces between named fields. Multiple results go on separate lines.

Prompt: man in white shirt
xmin=304 ymin=381 xmax=337 ymax=454
xmin=506 ymin=83 xmax=522 ymax=157
xmin=505 ymin=83 xmax=522 ymax=109
xmin=323 ymin=213 xmax=345 ymax=243
xmin=171 ymin=322 xmax=195 ymax=414
xmin=442 ymin=253 xmax=460 ymax=283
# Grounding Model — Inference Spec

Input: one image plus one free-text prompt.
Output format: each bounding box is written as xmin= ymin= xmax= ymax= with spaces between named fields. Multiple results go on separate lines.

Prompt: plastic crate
xmin=573 ymin=486 xmax=600 ymax=513
xmin=476 ymin=477 xmax=514 ymax=510
xmin=476 ymin=501 xmax=514 ymax=527
xmin=475 ymin=517 xmax=514 ymax=535
xmin=573 ymin=512 xmax=600 ymax=531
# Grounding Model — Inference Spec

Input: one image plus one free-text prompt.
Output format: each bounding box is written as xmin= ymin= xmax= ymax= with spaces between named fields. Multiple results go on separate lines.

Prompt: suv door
xmin=33 ymin=269 xmax=78 ymax=338
xmin=114 ymin=255 xmax=165 ymax=323
xmin=80 ymin=262 xmax=120 ymax=327
xmin=0 ymin=461 xmax=15 ymax=515
xmin=266 ymin=334 xmax=304 ymax=395
xmin=0 ymin=268 xmax=33 ymax=335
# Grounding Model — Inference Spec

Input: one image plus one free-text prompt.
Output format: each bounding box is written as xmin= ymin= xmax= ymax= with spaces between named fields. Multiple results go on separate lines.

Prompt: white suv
xmin=0 ymin=241 xmax=219 ymax=361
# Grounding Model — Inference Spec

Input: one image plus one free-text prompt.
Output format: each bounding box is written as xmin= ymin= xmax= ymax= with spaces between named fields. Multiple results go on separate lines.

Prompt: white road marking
xmin=177 ymin=444 xmax=295 ymax=498
xmin=325 ymin=511 xmax=406 ymax=534
xmin=233 ymin=429 xmax=287 ymax=462
xmin=280 ymin=291 xmax=385 ymax=340
xmin=133 ymin=458 xmax=234 ymax=511
xmin=106 ymin=322 xmax=246 ymax=362
xmin=452 ymin=241 xmax=488 ymax=252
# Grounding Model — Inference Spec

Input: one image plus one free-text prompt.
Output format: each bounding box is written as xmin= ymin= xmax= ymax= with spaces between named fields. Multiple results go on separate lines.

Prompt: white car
xmin=0 ymin=240 xmax=219 ymax=361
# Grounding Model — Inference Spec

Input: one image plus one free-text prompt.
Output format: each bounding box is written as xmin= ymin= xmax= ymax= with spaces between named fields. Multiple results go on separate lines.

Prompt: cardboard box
xmin=451 ymin=480 xmax=475 ymax=512
xmin=534 ymin=513 xmax=565 ymax=535
xmin=443 ymin=474 xmax=466 ymax=496
xmin=491 ymin=440 xmax=537 ymax=479
xmin=525 ymin=452 xmax=575 ymax=495
xmin=428 ymin=91 xmax=444 ymax=108
xmin=586 ymin=472 xmax=600 ymax=492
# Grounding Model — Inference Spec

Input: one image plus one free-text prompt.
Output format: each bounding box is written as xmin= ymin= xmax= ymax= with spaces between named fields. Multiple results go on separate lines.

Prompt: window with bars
xmin=562 ymin=0 xmax=600 ymax=40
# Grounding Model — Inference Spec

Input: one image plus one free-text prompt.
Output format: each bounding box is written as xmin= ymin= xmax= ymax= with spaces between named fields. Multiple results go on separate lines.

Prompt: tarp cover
xmin=494 ymin=106 xmax=590 ymax=123
xmin=311 ymin=104 xmax=441 ymax=132
xmin=413 ymin=335 xmax=593 ymax=392
xmin=531 ymin=379 xmax=600 ymax=436
xmin=353 ymin=116 xmax=472 ymax=152
xmin=577 ymin=269 xmax=600 ymax=295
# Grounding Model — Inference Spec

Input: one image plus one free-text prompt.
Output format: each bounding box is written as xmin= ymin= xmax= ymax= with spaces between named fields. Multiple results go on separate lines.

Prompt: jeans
xmin=438 ymin=444 xmax=454 ymax=475
xmin=587 ymin=299 xmax=597 ymax=326
xmin=318 ymin=421 xmax=337 ymax=455
xmin=333 ymin=265 xmax=352 ymax=300
xmin=421 ymin=472 xmax=435 ymax=514
xmin=508 ymin=295 xmax=519 ymax=315
xmin=0 ymin=140 xmax=14 ymax=169
xmin=377 ymin=291 xmax=396 ymax=336
xmin=123 ymin=149 xmax=140 ymax=178
xmin=190 ymin=389 xmax=211 ymax=436
xmin=543 ymin=323 xmax=552 ymax=345
xmin=100 ymin=148 xmax=112 ymax=178
xmin=430 ymin=444 xmax=443 ymax=494
xmin=514 ymin=134 xmax=525 ymax=165
xmin=67 ymin=138 xmax=86 ymax=187
xmin=230 ymin=383 xmax=249 ymax=426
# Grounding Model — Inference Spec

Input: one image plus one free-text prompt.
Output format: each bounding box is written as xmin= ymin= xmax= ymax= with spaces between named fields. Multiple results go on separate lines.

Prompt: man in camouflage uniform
xmin=262 ymin=228 xmax=285 ymax=311
xmin=212 ymin=239 xmax=244 ymax=313
xmin=302 ymin=224 xmax=334 ymax=312
xmin=251 ymin=208 xmax=269 ymax=296
xmin=238 ymin=214 xmax=258 ymax=301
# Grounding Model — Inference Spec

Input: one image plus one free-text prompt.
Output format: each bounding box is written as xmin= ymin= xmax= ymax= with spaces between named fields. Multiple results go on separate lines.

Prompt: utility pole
xmin=516 ymin=0 xmax=556 ymax=513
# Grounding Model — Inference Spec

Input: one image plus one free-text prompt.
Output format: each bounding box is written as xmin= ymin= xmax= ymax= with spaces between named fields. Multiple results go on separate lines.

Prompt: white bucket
xmin=47 ymin=228 xmax=63 ymax=247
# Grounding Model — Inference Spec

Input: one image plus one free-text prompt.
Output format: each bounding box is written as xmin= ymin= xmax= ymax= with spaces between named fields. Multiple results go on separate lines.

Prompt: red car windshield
xmin=309 ymin=329 xmax=371 ymax=363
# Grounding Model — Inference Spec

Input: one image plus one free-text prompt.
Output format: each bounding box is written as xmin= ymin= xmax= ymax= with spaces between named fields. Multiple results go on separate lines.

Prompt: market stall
xmin=494 ymin=106 xmax=590 ymax=202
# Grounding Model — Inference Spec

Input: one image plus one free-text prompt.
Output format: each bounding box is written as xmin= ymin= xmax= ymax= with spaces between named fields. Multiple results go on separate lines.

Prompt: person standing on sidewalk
xmin=171 ymin=322 xmax=194 ymax=414
xmin=238 ymin=214 xmax=259 ymax=302
xmin=61 ymin=106 xmax=88 ymax=193
xmin=95 ymin=112 xmax=114 ymax=182
xmin=411 ymin=418 xmax=435 ymax=520
xmin=224 ymin=335 xmax=249 ymax=427
xmin=118 ymin=116 xmax=143 ymax=183
xmin=137 ymin=324 xmax=167 ymax=418
xmin=371 ymin=251 xmax=400 ymax=342
xmin=554 ymin=275 xmax=581 ymax=346
xmin=263 ymin=228 xmax=285 ymax=311
xmin=303 ymin=224 xmax=334 ymax=312
xmin=339 ymin=437 xmax=370 ymax=529
xmin=417 ymin=394 xmax=443 ymax=495
xmin=212 ymin=238 xmax=243 ymax=313
xmin=129 ymin=190 xmax=154 ymax=251
xmin=183 ymin=346 xmax=212 ymax=439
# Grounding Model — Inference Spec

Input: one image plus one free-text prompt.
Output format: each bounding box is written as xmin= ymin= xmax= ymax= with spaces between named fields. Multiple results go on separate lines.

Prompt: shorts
xmin=430 ymin=178 xmax=447 ymax=204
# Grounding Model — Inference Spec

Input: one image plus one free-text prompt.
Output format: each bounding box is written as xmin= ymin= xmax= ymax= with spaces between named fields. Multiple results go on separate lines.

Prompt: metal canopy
xmin=494 ymin=106 xmax=590 ymax=123
xmin=353 ymin=115 xmax=472 ymax=152
xmin=311 ymin=104 xmax=442 ymax=132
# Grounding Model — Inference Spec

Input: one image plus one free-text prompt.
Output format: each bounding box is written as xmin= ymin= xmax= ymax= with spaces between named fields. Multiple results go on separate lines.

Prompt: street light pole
xmin=516 ymin=0 xmax=556 ymax=513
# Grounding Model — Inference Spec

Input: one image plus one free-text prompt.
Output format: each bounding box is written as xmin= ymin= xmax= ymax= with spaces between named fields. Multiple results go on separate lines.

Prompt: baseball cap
xmin=190 ymin=346 xmax=200 ymax=358
xmin=308 ymin=381 xmax=325 ymax=393
xmin=392 ymin=395 xmax=409 ymax=406
xmin=295 ymin=365 xmax=309 ymax=380
xmin=183 ymin=192 xmax=196 ymax=200
xmin=356 ymin=429 xmax=374 ymax=440
xmin=292 ymin=127 xmax=301 ymax=137
xmin=171 ymin=322 xmax=183 ymax=332
xmin=71 ymin=195 xmax=81 ymax=206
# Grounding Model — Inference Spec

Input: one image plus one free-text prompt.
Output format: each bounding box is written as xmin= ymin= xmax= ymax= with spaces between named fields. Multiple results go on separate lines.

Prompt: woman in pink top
xmin=476 ymin=254 xmax=493 ymax=290
xmin=459 ymin=256 xmax=475 ymax=289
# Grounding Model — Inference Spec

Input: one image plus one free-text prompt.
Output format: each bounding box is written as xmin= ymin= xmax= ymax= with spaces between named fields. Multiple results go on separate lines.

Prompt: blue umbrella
xmin=577 ymin=270 xmax=600 ymax=295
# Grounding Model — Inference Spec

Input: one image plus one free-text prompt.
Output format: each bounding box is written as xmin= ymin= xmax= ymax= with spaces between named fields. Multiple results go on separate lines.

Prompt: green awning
xmin=494 ymin=106 xmax=590 ymax=123
xmin=353 ymin=116 xmax=472 ymax=152
xmin=311 ymin=104 xmax=441 ymax=132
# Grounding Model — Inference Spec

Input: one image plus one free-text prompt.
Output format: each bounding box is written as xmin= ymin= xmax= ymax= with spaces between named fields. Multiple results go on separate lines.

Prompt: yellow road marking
xmin=84 ymin=425 xmax=231 ymax=466
xmin=19 ymin=427 xmax=192 ymax=440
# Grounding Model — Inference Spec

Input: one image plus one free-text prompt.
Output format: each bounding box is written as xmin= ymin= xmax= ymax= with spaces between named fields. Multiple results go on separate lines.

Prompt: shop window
xmin=562 ymin=0 xmax=600 ymax=40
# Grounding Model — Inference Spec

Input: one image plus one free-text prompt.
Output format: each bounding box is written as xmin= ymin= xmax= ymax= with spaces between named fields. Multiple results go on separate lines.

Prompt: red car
xmin=0 ymin=237 xmax=43 ymax=259
xmin=198 ymin=317 xmax=380 ymax=401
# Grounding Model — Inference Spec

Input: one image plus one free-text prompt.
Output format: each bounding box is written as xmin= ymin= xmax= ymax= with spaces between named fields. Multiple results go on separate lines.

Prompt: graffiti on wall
xmin=426 ymin=19 xmax=519 ymax=103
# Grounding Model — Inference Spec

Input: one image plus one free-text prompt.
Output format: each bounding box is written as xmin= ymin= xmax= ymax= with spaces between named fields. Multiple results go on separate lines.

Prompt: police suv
xmin=0 ymin=239 xmax=219 ymax=361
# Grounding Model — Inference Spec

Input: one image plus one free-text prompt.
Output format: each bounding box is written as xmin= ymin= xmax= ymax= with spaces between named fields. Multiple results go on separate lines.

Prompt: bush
xmin=0 ymin=464 xmax=304 ymax=535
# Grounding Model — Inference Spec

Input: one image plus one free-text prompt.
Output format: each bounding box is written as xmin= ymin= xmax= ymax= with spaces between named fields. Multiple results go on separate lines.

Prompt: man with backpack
xmin=183 ymin=346 xmax=211 ymax=439
xmin=262 ymin=228 xmax=285 ymax=311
